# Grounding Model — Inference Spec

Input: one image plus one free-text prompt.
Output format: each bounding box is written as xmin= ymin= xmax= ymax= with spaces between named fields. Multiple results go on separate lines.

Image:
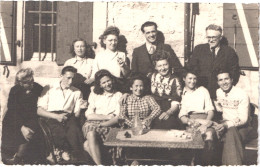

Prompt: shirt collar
xmin=103 ymin=91 xmax=115 ymax=97
xmin=130 ymin=94 xmax=141 ymax=101
xmin=146 ymin=42 xmax=156 ymax=51
xmin=53 ymin=81 xmax=71 ymax=90
xmin=182 ymin=87 xmax=197 ymax=95
xmin=221 ymin=85 xmax=233 ymax=97
xmin=210 ymin=45 xmax=220 ymax=55
xmin=72 ymin=56 xmax=87 ymax=64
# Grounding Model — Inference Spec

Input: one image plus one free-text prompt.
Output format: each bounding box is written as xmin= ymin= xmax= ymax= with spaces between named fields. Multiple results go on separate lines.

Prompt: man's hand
xmin=142 ymin=118 xmax=151 ymax=129
xmin=119 ymin=93 xmax=130 ymax=105
xmin=215 ymin=123 xmax=225 ymax=132
xmin=55 ymin=113 xmax=69 ymax=122
xmin=21 ymin=126 xmax=34 ymax=141
xmin=80 ymin=99 xmax=88 ymax=109
xmin=198 ymin=125 xmax=207 ymax=134
xmin=159 ymin=112 xmax=170 ymax=120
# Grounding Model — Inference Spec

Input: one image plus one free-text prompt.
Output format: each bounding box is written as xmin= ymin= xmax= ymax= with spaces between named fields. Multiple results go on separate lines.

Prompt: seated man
xmin=37 ymin=66 xmax=86 ymax=162
xmin=214 ymin=69 xmax=250 ymax=165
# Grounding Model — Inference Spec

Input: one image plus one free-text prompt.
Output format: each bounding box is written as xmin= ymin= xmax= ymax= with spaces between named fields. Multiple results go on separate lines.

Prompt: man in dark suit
xmin=131 ymin=21 xmax=183 ymax=77
xmin=189 ymin=24 xmax=240 ymax=99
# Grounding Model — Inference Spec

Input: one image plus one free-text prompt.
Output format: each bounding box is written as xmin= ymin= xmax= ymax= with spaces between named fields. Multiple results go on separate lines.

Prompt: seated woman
xmin=179 ymin=69 xmax=217 ymax=165
xmin=1 ymin=68 xmax=44 ymax=164
xmin=64 ymin=38 xmax=95 ymax=100
xmin=150 ymin=50 xmax=184 ymax=130
xmin=119 ymin=73 xmax=161 ymax=129
xmin=82 ymin=70 xmax=122 ymax=165
xmin=91 ymin=26 xmax=130 ymax=92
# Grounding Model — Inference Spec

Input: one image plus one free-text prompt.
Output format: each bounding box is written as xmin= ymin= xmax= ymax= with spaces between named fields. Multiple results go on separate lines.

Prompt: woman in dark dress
xmin=1 ymin=68 xmax=45 ymax=164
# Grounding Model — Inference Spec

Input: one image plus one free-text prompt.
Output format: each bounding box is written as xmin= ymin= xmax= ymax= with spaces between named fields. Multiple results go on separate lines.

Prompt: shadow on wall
xmin=118 ymin=35 xmax=128 ymax=54
xmin=157 ymin=31 xmax=165 ymax=44
xmin=220 ymin=36 xmax=228 ymax=46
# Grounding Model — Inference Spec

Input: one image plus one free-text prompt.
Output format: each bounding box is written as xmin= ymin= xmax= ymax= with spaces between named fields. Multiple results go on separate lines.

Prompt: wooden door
xmin=56 ymin=2 xmax=93 ymax=65
xmin=223 ymin=3 xmax=259 ymax=69
xmin=0 ymin=1 xmax=17 ymax=65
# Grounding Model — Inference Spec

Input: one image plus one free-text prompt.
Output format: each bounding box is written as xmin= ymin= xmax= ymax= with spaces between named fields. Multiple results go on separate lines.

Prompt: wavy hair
xmin=93 ymin=69 xmax=116 ymax=95
xmin=70 ymin=38 xmax=95 ymax=59
xmin=99 ymin=26 xmax=120 ymax=49
xmin=15 ymin=68 xmax=34 ymax=85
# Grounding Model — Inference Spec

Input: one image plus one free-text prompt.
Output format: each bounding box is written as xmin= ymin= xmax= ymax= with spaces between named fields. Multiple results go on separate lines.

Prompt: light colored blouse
xmin=85 ymin=91 xmax=122 ymax=117
xmin=64 ymin=56 xmax=94 ymax=79
xmin=91 ymin=49 xmax=127 ymax=78
xmin=179 ymin=86 xmax=214 ymax=118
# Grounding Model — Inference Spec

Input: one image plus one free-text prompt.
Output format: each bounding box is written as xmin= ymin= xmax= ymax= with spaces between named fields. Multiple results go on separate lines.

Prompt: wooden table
xmin=104 ymin=128 xmax=205 ymax=165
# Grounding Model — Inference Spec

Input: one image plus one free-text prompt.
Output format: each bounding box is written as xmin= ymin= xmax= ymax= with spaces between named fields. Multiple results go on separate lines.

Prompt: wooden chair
xmin=38 ymin=117 xmax=88 ymax=165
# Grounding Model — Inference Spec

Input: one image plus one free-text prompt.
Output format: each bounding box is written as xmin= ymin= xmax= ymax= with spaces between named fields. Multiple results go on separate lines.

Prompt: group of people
xmin=1 ymin=21 xmax=251 ymax=166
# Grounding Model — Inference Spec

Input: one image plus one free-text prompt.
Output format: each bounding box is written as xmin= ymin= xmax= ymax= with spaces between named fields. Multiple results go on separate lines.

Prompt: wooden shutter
xmin=0 ymin=1 xmax=17 ymax=65
xmin=223 ymin=4 xmax=259 ymax=68
xmin=56 ymin=2 xmax=93 ymax=65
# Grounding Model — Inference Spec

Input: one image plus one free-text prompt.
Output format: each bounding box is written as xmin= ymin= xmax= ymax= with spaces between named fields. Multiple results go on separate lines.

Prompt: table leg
xmin=191 ymin=150 xmax=195 ymax=166
xmin=111 ymin=147 xmax=117 ymax=165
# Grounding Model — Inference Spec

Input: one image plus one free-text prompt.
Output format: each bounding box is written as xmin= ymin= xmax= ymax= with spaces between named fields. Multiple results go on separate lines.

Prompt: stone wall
xmin=100 ymin=2 xmax=224 ymax=65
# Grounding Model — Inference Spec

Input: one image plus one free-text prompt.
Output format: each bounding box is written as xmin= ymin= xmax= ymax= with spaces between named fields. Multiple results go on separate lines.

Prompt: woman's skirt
xmin=82 ymin=120 xmax=111 ymax=142
xmin=151 ymin=99 xmax=185 ymax=130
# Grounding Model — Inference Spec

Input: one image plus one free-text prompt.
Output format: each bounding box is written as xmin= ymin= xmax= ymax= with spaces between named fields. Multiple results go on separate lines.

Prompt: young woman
xmin=119 ymin=73 xmax=161 ymax=129
xmin=64 ymin=38 xmax=95 ymax=99
xmin=82 ymin=70 xmax=122 ymax=165
xmin=91 ymin=26 xmax=130 ymax=92
xmin=1 ymin=68 xmax=45 ymax=164
xmin=179 ymin=69 xmax=217 ymax=165
xmin=150 ymin=50 xmax=184 ymax=130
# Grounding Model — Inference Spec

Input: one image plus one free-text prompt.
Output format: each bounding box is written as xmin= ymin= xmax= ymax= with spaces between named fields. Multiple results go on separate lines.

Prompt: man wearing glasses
xmin=188 ymin=24 xmax=240 ymax=99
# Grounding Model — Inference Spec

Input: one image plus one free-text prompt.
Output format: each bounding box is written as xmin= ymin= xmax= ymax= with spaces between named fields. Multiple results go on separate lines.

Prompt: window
xmin=24 ymin=1 xmax=57 ymax=61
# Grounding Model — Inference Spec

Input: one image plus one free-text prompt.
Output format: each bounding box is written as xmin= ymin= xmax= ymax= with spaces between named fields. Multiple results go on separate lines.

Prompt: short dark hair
xmin=215 ymin=68 xmax=233 ymax=80
xmin=182 ymin=68 xmax=198 ymax=79
xmin=70 ymin=38 xmax=95 ymax=59
xmin=61 ymin=66 xmax=77 ymax=75
xmin=206 ymin=24 xmax=222 ymax=34
xmin=141 ymin=21 xmax=158 ymax=33
xmin=99 ymin=26 xmax=120 ymax=48
xmin=94 ymin=69 xmax=116 ymax=95
xmin=151 ymin=49 xmax=172 ymax=68
xmin=127 ymin=72 xmax=149 ymax=95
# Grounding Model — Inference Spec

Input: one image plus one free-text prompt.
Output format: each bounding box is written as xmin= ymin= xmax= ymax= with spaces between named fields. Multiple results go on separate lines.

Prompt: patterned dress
xmin=150 ymin=72 xmax=184 ymax=129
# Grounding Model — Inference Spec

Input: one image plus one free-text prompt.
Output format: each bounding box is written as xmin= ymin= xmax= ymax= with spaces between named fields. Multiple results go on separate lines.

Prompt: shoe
xmin=62 ymin=151 xmax=71 ymax=161
xmin=131 ymin=160 xmax=139 ymax=166
xmin=5 ymin=153 xmax=24 ymax=165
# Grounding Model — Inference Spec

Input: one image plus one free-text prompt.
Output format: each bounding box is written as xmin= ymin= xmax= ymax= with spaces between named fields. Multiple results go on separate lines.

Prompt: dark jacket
xmin=1 ymin=82 xmax=43 ymax=150
xmin=131 ymin=43 xmax=183 ymax=76
xmin=189 ymin=43 xmax=240 ymax=99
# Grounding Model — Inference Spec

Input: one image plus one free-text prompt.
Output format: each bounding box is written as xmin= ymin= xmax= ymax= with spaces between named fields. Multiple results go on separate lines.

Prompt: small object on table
xmin=124 ymin=131 xmax=131 ymax=138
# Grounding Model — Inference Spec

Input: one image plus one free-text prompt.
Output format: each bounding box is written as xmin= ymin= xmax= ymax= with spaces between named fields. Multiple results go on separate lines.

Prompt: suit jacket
xmin=189 ymin=43 xmax=240 ymax=99
xmin=131 ymin=43 xmax=183 ymax=76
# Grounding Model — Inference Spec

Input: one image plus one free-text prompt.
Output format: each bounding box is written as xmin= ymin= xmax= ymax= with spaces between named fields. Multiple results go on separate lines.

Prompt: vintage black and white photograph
xmin=0 ymin=1 xmax=258 ymax=166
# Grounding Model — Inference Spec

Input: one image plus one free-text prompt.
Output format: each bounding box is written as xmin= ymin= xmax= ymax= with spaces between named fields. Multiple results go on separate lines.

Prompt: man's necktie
xmin=211 ymin=47 xmax=216 ymax=59
xmin=148 ymin=45 xmax=156 ymax=54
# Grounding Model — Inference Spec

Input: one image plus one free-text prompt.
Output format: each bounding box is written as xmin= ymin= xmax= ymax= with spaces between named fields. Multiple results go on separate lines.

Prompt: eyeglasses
xmin=206 ymin=36 xmax=221 ymax=40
